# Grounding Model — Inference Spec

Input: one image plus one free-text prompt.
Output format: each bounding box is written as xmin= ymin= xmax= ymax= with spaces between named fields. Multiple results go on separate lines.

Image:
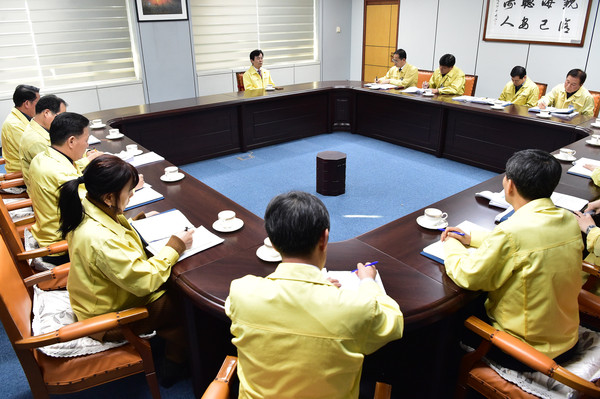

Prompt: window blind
xmin=190 ymin=0 xmax=316 ymax=71
xmin=0 ymin=0 xmax=138 ymax=96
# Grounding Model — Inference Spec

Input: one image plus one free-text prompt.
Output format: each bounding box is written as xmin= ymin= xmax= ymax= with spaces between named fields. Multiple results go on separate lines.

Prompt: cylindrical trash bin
xmin=316 ymin=151 xmax=346 ymax=196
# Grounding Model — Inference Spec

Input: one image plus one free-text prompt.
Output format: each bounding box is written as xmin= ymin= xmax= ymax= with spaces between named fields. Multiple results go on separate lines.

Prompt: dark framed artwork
xmin=136 ymin=0 xmax=189 ymax=22
xmin=483 ymin=0 xmax=592 ymax=47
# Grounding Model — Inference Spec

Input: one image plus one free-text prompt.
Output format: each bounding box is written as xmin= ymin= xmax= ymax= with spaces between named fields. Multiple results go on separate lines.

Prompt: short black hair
xmin=49 ymin=112 xmax=89 ymax=146
xmin=250 ymin=49 xmax=264 ymax=61
xmin=505 ymin=149 xmax=561 ymax=200
xmin=439 ymin=54 xmax=456 ymax=67
xmin=567 ymin=68 xmax=586 ymax=85
xmin=35 ymin=94 xmax=67 ymax=115
xmin=264 ymin=191 xmax=330 ymax=257
xmin=13 ymin=85 xmax=40 ymax=107
xmin=510 ymin=66 xmax=527 ymax=79
xmin=394 ymin=49 xmax=407 ymax=59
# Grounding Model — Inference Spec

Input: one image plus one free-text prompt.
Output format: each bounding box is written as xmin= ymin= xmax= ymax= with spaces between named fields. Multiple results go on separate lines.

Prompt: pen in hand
xmin=438 ymin=228 xmax=465 ymax=236
xmin=352 ymin=261 xmax=378 ymax=273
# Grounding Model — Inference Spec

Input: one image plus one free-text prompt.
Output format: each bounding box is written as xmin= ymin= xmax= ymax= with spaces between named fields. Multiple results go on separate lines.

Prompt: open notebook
xmin=321 ymin=268 xmax=386 ymax=294
xmin=421 ymin=221 xmax=490 ymax=264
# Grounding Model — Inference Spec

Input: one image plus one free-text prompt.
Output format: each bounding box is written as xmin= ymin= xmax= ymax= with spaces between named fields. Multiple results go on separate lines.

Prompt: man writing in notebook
xmin=498 ymin=66 xmax=539 ymax=107
xmin=441 ymin=149 xmax=582 ymax=368
xmin=538 ymin=68 xmax=594 ymax=116
xmin=226 ymin=191 xmax=404 ymax=398
xmin=376 ymin=48 xmax=418 ymax=88
xmin=423 ymin=53 xmax=465 ymax=95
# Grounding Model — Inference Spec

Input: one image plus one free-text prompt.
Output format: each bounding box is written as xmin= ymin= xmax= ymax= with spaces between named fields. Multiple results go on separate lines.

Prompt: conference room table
xmin=85 ymin=81 xmax=597 ymax=397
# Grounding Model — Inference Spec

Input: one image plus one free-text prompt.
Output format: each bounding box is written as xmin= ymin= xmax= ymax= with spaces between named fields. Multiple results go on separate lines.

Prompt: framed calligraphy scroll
xmin=483 ymin=0 xmax=592 ymax=46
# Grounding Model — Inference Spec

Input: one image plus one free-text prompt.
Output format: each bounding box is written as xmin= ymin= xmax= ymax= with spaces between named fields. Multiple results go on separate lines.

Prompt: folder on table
xmin=568 ymin=158 xmax=600 ymax=179
xmin=420 ymin=221 xmax=490 ymax=264
xmin=125 ymin=185 xmax=164 ymax=211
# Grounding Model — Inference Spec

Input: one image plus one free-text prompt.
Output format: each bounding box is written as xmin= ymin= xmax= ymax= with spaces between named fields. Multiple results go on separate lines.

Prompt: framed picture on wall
xmin=483 ymin=0 xmax=592 ymax=47
xmin=136 ymin=0 xmax=189 ymax=22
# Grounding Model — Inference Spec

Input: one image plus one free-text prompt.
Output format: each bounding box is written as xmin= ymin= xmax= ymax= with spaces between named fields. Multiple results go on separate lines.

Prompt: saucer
xmin=265 ymin=87 xmax=275 ymax=91
xmin=212 ymin=218 xmax=244 ymax=233
xmin=160 ymin=172 xmax=185 ymax=182
xmin=106 ymin=133 xmax=124 ymax=139
xmin=553 ymin=153 xmax=576 ymax=162
xmin=90 ymin=123 xmax=106 ymax=129
xmin=490 ymin=105 xmax=504 ymax=110
xmin=256 ymin=245 xmax=282 ymax=262
xmin=416 ymin=216 xmax=448 ymax=230
xmin=423 ymin=92 xmax=434 ymax=97
xmin=586 ymin=140 xmax=600 ymax=147
xmin=129 ymin=149 xmax=143 ymax=156
xmin=537 ymin=113 xmax=551 ymax=119
xmin=592 ymin=123 xmax=600 ymax=128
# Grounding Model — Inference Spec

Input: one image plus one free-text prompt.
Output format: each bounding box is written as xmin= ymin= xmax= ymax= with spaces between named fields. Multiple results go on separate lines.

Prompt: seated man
xmin=442 ymin=149 xmax=583 ymax=367
xmin=376 ymin=48 xmax=418 ymax=88
xmin=28 ymin=112 xmax=96 ymax=266
xmin=498 ymin=66 xmax=539 ymax=107
xmin=1 ymin=84 xmax=40 ymax=173
xmin=19 ymin=94 xmax=67 ymax=187
xmin=243 ymin=49 xmax=275 ymax=90
xmin=423 ymin=53 xmax=465 ymax=95
xmin=226 ymin=191 xmax=404 ymax=398
xmin=538 ymin=68 xmax=594 ymax=116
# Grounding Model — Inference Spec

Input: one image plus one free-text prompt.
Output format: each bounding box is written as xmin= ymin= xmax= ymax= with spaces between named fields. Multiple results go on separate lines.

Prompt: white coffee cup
xmin=424 ymin=89 xmax=433 ymax=95
xmin=592 ymin=134 xmax=600 ymax=144
xmin=424 ymin=208 xmax=447 ymax=226
xmin=108 ymin=128 xmax=120 ymax=136
xmin=263 ymin=237 xmax=280 ymax=256
xmin=266 ymin=84 xmax=274 ymax=90
xmin=559 ymin=148 xmax=576 ymax=157
xmin=596 ymin=118 xmax=600 ymax=124
xmin=539 ymin=110 xmax=550 ymax=117
xmin=92 ymin=119 xmax=102 ymax=126
xmin=218 ymin=210 xmax=236 ymax=228
xmin=164 ymin=166 xmax=178 ymax=176
xmin=126 ymin=144 xmax=138 ymax=153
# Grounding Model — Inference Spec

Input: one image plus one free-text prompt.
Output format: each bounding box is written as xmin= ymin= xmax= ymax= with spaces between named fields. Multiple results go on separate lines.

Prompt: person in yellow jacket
xmin=28 ymin=112 xmax=101 ymax=266
xmin=423 ymin=53 xmax=465 ymax=95
xmin=243 ymin=49 xmax=275 ymax=90
xmin=19 ymin=94 xmax=67 ymax=187
xmin=538 ymin=68 xmax=594 ymax=116
xmin=442 ymin=149 xmax=582 ymax=370
xmin=376 ymin=48 xmax=418 ymax=88
xmin=1 ymin=84 xmax=40 ymax=173
xmin=58 ymin=155 xmax=194 ymax=387
xmin=498 ymin=66 xmax=539 ymax=107
xmin=226 ymin=191 xmax=403 ymax=399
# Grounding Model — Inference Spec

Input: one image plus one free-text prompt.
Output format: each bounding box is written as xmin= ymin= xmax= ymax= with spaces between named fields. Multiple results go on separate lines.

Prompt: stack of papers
xmin=130 ymin=152 xmax=165 ymax=167
xmin=402 ymin=87 xmax=421 ymax=93
xmin=451 ymin=96 xmax=511 ymax=106
xmin=131 ymin=209 xmax=224 ymax=262
xmin=364 ymin=83 xmax=398 ymax=90
xmin=568 ymin=158 xmax=600 ymax=179
xmin=421 ymin=221 xmax=490 ymax=264
xmin=528 ymin=106 xmax=574 ymax=114
xmin=476 ymin=189 xmax=588 ymax=213
xmin=88 ymin=135 xmax=101 ymax=145
xmin=125 ymin=185 xmax=164 ymax=211
xmin=321 ymin=268 xmax=386 ymax=293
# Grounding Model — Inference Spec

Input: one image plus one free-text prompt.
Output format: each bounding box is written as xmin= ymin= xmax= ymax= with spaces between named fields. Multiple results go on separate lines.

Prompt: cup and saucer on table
xmin=265 ymin=84 xmax=275 ymax=91
xmin=490 ymin=101 xmax=505 ymax=110
xmin=125 ymin=144 xmax=143 ymax=156
xmin=416 ymin=208 xmax=448 ymax=230
xmin=422 ymin=89 xmax=434 ymax=97
xmin=256 ymin=237 xmax=282 ymax=262
xmin=554 ymin=148 xmax=576 ymax=162
xmin=537 ymin=110 xmax=552 ymax=119
xmin=106 ymin=128 xmax=124 ymax=140
xmin=212 ymin=210 xmax=244 ymax=233
xmin=90 ymin=119 xmax=106 ymax=129
xmin=587 ymin=134 xmax=600 ymax=147
xmin=160 ymin=166 xmax=185 ymax=182
xmin=591 ymin=118 xmax=600 ymax=128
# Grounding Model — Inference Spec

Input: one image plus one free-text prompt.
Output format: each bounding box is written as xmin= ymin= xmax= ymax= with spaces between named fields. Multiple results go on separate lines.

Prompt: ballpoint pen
xmin=438 ymin=228 xmax=465 ymax=236
xmin=352 ymin=261 xmax=378 ymax=273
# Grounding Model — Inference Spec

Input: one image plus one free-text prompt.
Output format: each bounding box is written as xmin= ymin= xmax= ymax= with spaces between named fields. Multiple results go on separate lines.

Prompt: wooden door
xmin=362 ymin=0 xmax=399 ymax=82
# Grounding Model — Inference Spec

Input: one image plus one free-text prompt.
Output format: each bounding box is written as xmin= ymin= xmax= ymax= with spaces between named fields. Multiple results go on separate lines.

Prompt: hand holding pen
xmin=440 ymin=227 xmax=471 ymax=245
xmin=353 ymin=261 xmax=378 ymax=280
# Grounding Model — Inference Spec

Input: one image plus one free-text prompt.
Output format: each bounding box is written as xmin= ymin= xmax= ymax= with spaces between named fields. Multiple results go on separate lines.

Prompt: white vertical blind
xmin=190 ymin=0 xmax=316 ymax=71
xmin=0 ymin=0 xmax=138 ymax=96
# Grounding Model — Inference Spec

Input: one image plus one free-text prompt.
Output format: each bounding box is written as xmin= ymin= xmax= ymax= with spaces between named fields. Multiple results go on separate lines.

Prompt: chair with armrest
xmin=0 ymin=234 xmax=161 ymax=399
xmin=464 ymin=74 xmax=478 ymax=96
xmin=455 ymin=308 xmax=600 ymax=399
xmin=590 ymin=90 xmax=600 ymax=117
xmin=417 ymin=69 xmax=434 ymax=89
xmin=201 ymin=356 xmax=392 ymax=399
xmin=0 ymin=197 xmax=68 ymax=289
xmin=236 ymin=72 xmax=245 ymax=92
xmin=534 ymin=82 xmax=548 ymax=99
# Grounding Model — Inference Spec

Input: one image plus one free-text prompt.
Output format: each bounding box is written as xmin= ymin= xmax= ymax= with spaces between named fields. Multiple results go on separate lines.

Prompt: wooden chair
xmin=235 ymin=72 xmax=245 ymax=92
xmin=534 ymin=82 xmax=548 ymax=99
xmin=417 ymin=69 xmax=434 ymax=89
xmin=464 ymin=74 xmax=478 ymax=96
xmin=590 ymin=90 xmax=600 ymax=117
xmin=201 ymin=356 xmax=392 ymax=399
xmin=0 ymin=158 xmax=23 ymax=181
xmin=0 ymin=234 xmax=161 ymax=399
xmin=0 ymin=197 xmax=68 ymax=289
xmin=455 ymin=300 xmax=600 ymax=399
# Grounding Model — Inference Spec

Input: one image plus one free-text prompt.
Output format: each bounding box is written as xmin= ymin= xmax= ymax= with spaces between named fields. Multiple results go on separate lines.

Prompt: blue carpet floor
xmin=181 ymin=132 xmax=497 ymax=242
xmin=0 ymin=132 xmax=497 ymax=398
